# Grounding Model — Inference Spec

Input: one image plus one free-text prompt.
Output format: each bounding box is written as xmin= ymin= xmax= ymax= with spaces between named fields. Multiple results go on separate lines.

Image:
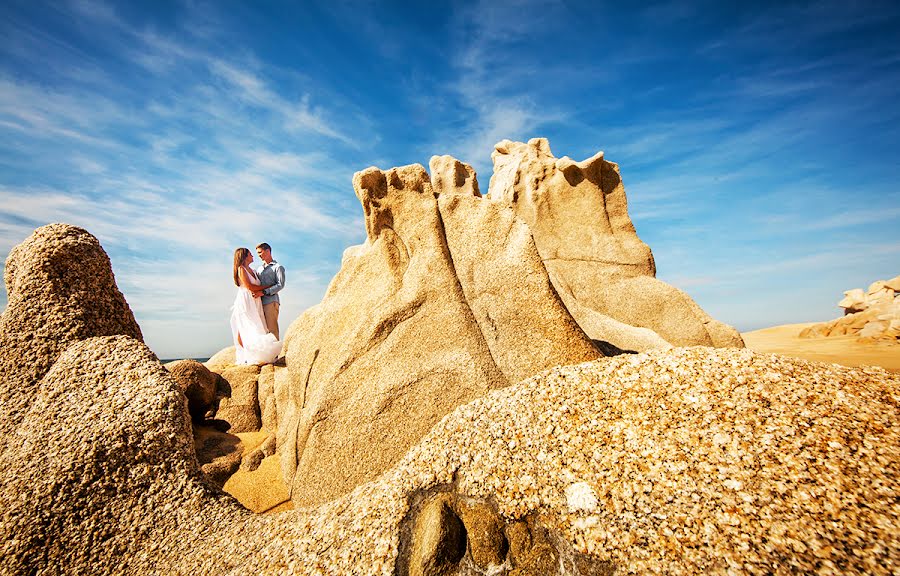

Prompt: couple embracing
xmin=230 ymin=243 xmax=285 ymax=365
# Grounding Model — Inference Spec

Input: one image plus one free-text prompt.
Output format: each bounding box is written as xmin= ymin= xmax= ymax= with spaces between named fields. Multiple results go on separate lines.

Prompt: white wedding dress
xmin=230 ymin=266 xmax=282 ymax=365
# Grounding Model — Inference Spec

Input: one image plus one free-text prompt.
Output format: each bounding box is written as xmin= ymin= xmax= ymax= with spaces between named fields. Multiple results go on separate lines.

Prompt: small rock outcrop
xmin=488 ymin=138 xmax=744 ymax=350
xmin=0 ymin=223 xmax=142 ymax=441
xmin=216 ymin=364 xmax=263 ymax=433
xmin=167 ymin=359 xmax=218 ymax=421
xmin=279 ymin=158 xmax=600 ymax=507
xmin=800 ymin=275 xmax=900 ymax=342
xmin=2 ymin=339 xmax=897 ymax=574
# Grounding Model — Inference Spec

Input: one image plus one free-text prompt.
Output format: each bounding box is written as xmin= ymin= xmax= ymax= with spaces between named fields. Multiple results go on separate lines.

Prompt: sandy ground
xmin=221 ymin=431 xmax=293 ymax=514
xmin=742 ymin=322 xmax=900 ymax=373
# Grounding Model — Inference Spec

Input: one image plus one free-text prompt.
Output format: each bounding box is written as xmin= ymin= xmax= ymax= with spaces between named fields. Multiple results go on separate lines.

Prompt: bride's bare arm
xmin=238 ymin=267 xmax=265 ymax=297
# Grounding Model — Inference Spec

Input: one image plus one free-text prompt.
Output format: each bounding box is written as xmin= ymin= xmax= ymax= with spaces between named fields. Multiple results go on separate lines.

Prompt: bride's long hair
xmin=233 ymin=247 xmax=250 ymax=286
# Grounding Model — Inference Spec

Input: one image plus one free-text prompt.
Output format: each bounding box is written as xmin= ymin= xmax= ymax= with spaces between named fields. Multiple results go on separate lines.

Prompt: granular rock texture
xmin=801 ymin=275 xmax=900 ymax=342
xmin=488 ymin=138 xmax=743 ymax=350
xmin=279 ymin=158 xmax=600 ymax=507
xmin=2 ymin=342 xmax=897 ymax=575
xmin=0 ymin=335 xmax=239 ymax=574
xmin=0 ymin=223 xmax=142 ymax=440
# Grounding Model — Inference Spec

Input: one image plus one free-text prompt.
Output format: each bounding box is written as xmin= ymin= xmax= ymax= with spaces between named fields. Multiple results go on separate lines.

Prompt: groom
xmin=255 ymin=242 xmax=286 ymax=340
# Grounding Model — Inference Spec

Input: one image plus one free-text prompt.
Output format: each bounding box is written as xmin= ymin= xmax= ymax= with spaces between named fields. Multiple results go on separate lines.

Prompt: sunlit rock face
xmin=801 ymin=275 xmax=899 ymax=342
xmin=279 ymin=157 xmax=601 ymax=507
xmin=0 ymin=223 xmax=143 ymax=442
xmin=273 ymin=139 xmax=746 ymax=508
xmin=488 ymin=138 xmax=744 ymax=349
xmin=0 ymin=334 xmax=257 ymax=575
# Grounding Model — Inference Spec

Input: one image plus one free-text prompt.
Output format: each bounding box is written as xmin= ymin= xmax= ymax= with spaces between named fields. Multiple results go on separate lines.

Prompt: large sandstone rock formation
xmin=489 ymin=138 xmax=744 ymax=350
xmin=801 ymin=275 xmax=900 ymax=342
xmin=2 ymin=337 xmax=897 ymax=574
xmin=279 ymin=157 xmax=601 ymax=507
xmin=208 ymin=141 xmax=744 ymax=508
xmin=0 ymin=224 xmax=142 ymax=440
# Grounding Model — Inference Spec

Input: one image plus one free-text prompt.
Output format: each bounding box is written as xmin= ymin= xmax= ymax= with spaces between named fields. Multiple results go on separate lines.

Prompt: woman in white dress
xmin=230 ymin=247 xmax=282 ymax=365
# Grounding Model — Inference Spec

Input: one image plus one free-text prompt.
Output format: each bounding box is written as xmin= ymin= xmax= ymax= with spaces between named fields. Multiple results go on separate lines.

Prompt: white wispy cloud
xmin=434 ymin=0 xmax=569 ymax=170
xmin=0 ymin=2 xmax=373 ymax=357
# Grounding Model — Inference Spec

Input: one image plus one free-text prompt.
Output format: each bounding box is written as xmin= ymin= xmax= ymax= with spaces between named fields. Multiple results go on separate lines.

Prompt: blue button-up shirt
xmin=256 ymin=260 xmax=285 ymax=306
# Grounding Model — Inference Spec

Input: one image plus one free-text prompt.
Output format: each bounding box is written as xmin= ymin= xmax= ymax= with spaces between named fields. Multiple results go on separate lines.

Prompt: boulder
xmin=387 ymin=347 xmax=900 ymax=574
xmin=167 ymin=359 xmax=218 ymax=422
xmin=280 ymin=159 xmax=600 ymax=507
xmin=205 ymin=345 xmax=236 ymax=373
xmin=838 ymin=288 xmax=867 ymax=314
xmin=0 ymin=335 xmax=238 ymax=574
xmin=487 ymin=138 xmax=744 ymax=349
xmin=868 ymin=280 xmax=888 ymax=295
xmin=0 ymin=223 xmax=143 ymax=441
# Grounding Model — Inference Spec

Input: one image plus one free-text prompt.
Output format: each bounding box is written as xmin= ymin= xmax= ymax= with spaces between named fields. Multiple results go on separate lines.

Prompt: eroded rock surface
xmin=279 ymin=159 xmax=600 ymax=507
xmin=168 ymin=359 xmax=219 ymax=422
xmin=0 ymin=223 xmax=142 ymax=441
xmin=488 ymin=138 xmax=743 ymax=350
xmin=0 ymin=335 xmax=240 ymax=573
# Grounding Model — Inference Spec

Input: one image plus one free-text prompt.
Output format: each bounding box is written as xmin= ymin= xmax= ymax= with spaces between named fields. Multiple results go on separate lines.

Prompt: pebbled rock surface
xmin=0 ymin=223 xmax=142 ymax=441
xmin=2 ymin=343 xmax=897 ymax=575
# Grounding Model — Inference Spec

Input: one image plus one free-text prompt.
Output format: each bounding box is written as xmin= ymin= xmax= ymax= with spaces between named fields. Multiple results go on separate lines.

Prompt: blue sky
xmin=1 ymin=0 xmax=898 ymax=359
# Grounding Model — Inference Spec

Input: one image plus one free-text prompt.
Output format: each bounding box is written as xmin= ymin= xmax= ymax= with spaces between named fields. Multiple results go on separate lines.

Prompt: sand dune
xmin=743 ymin=322 xmax=899 ymax=373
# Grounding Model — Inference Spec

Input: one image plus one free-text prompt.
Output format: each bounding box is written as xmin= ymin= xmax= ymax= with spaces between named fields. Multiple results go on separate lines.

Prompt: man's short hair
xmin=256 ymin=242 xmax=271 ymax=252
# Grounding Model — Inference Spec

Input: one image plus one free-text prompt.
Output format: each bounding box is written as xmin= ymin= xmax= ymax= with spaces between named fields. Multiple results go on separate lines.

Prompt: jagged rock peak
xmin=278 ymin=157 xmax=600 ymax=506
xmin=488 ymin=137 xmax=654 ymax=274
xmin=429 ymin=155 xmax=480 ymax=197
xmin=486 ymin=138 xmax=744 ymax=349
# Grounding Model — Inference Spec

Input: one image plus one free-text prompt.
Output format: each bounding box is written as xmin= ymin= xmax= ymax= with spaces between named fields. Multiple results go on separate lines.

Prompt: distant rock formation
xmin=800 ymin=275 xmax=899 ymax=342
xmin=279 ymin=157 xmax=601 ymax=507
xmin=2 ymin=338 xmax=897 ymax=574
xmin=489 ymin=138 xmax=744 ymax=349
xmin=0 ymin=223 xmax=142 ymax=442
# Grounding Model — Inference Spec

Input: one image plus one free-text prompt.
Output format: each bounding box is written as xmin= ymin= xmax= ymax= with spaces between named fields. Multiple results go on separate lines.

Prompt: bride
xmin=230 ymin=247 xmax=282 ymax=365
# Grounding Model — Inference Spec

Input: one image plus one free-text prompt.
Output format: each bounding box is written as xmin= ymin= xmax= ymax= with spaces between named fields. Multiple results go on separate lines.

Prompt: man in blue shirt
xmin=255 ymin=242 xmax=286 ymax=340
